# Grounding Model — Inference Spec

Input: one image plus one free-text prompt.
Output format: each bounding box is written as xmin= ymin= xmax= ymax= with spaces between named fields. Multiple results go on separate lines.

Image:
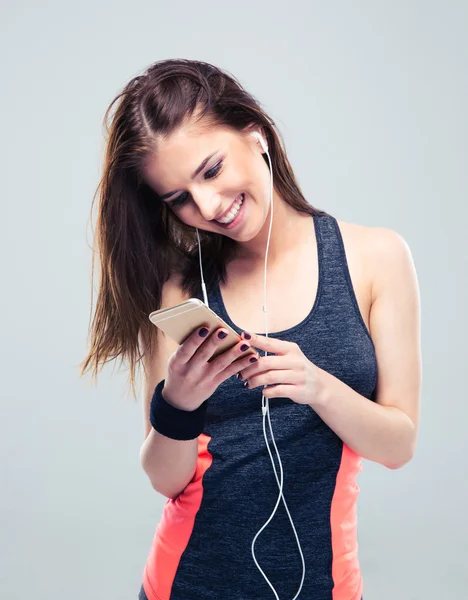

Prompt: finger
xmin=237 ymin=355 xmax=296 ymax=380
xmin=219 ymin=351 xmax=259 ymax=382
xmin=261 ymin=384 xmax=296 ymax=398
xmin=194 ymin=327 xmax=238 ymax=365
xmin=209 ymin=338 xmax=256 ymax=377
xmin=244 ymin=368 xmax=301 ymax=390
xmin=175 ymin=324 xmax=212 ymax=364
xmin=240 ymin=331 xmax=292 ymax=355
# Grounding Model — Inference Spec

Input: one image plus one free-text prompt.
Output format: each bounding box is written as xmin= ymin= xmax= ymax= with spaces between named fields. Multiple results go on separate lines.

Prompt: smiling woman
xmin=138 ymin=118 xmax=274 ymax=235
xmin=79 ymin=57 xmax=420 ymax=600
xmin=79 ymin=58 xmax=326 ymax=396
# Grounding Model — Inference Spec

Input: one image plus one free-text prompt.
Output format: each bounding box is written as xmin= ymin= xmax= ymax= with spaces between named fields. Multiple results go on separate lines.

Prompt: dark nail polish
xmin=199 ymin=327 xmax=209 ymax=337
xmin=218 ymin=330 xmax=228 ymax=339
xmin=240 ymin=344 xmax=249 ymax=352
xmin=243 ymin=332 xmax=252 ymax=340
xmin=249 ymin=356 xmax=258 ymax=363
xmin=243 ymin=380 xmax=249 ymax=388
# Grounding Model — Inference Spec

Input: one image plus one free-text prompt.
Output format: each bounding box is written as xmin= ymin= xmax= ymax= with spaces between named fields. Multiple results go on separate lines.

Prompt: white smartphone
xmin=148 ymin=298 xmax=257 ymax=362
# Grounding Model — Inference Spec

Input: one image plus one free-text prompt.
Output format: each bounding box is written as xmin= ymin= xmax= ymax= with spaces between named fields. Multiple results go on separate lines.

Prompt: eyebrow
xmin=158 ymin=151 xmax=220 ymax=201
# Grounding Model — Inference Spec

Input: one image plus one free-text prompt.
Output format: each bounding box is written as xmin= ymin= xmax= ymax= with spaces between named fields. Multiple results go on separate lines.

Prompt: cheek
xmin=168 ymin=205 xmax=192 ymax=223
xmin=229 ymin=160 xmax=253 ymax=187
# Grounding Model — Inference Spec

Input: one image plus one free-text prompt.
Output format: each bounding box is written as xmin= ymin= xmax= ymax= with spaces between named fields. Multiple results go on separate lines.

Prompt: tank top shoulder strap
xmin=315 ymin=212 xmax=365 ymax=324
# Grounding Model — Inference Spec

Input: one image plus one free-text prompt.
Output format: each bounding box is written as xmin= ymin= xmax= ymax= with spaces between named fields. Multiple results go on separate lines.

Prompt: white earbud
xmin=250 ymin=131 xmax=268 ymax=153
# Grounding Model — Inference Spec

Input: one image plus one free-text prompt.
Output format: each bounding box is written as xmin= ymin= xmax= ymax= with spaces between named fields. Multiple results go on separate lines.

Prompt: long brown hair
xmin=79 ymin=58 xmax=329 ymax=399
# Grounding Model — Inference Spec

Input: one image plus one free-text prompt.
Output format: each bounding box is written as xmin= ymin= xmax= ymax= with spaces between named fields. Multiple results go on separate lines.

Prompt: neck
xmin=233 ymin=191 xmax=314 ymax=266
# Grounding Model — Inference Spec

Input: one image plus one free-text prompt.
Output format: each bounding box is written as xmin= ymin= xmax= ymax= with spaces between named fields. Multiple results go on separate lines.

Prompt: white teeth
xmin=217 ymin=195 xmax=244 ymax=224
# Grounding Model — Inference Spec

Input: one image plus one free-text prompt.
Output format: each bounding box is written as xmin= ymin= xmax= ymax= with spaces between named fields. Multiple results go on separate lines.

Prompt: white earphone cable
xmin=196 ymin=132 xmax=306 ymax=599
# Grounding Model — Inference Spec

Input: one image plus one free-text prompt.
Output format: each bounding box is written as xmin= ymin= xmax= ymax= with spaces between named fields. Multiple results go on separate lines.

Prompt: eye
xmin=170 ymin=160 xmax=224 ymax=208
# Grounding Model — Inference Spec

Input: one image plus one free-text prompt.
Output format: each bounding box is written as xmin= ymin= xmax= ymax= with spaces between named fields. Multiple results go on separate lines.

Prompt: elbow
xmin=139 ymin=451 xmax=185 ymax=500
xmin=385 ymin=421 xmax=418 ymax=470
xmin=385 ymin=459 xmax=409 ymax=470
xmin=150 ymin=478 xmax=184 ymax=501
xmin=385 ymin=445 xmax=416 ymax=470
xmin=150 ymin=481 xmax=179 ymax=500
xmin=142 ymin=466 xmax=179 ymax=499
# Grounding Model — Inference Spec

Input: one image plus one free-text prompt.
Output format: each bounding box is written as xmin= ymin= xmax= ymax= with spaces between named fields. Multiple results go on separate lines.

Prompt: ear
xmin=243 ymin=124 xmax=268 ymax=153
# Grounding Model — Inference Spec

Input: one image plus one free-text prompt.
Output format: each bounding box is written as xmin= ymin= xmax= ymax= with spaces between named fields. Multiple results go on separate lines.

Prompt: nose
xmin=194 ymin=192 xmax=223 ymax=222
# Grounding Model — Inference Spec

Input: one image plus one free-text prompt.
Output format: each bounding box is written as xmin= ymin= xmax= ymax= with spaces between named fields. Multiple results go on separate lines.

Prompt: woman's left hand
xmin=236 ymin=331 xmax=323 ymax=406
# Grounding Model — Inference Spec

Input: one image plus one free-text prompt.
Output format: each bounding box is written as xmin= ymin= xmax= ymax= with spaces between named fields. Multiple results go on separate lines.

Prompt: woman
xmin=80 ymin=58 xmax=421 ymax=600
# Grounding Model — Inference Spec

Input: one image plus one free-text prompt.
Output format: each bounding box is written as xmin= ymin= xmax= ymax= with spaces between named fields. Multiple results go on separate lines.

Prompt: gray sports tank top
xmin=140 ymin=212 xmax=376 ymax=600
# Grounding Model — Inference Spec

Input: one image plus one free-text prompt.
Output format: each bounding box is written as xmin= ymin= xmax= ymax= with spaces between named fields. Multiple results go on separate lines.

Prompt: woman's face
xmin=141 ymin=120 xmax=271 ymax=241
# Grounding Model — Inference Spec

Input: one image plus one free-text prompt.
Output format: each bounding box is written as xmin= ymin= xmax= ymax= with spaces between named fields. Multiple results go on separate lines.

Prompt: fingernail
xmin=218 ymin=330 xmax=228 ymax=339
xmin=249 ymin=356 xmax=258 ymax=363
xmin=199 ymin=327 xmax=209 ymax=337
xmin=243 ymin=332 xmax=252 ymax=340
xmin=240 ymin=344 xmax=250 ymax=352
xmin=243 ymin=380 xmax=249 ymax=388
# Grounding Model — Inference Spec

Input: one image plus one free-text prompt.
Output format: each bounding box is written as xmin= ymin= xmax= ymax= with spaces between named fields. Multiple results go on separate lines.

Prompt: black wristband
xmin=149 ymin=379 xmax=208 ymax=440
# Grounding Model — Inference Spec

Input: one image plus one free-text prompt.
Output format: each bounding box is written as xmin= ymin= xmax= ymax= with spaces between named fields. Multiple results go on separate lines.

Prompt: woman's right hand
xmin=161 ymin=326 xmax=259 ymax=411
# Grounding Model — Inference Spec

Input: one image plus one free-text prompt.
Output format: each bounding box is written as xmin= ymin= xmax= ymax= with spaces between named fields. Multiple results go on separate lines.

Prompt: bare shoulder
xmin=335 ymin=218 xmax=380 ymax=257
xmin=335 ymin=218 xmax=406 ymax=252
xmin=336 ymin=217 xmax=408 ymax=244
xmin=335 ymin=219 xmax=416 ymax=301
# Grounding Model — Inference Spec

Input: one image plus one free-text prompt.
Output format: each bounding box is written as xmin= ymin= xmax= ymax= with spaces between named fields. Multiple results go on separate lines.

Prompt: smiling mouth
xmin=215 ymin=193 xmax=244 ymax=224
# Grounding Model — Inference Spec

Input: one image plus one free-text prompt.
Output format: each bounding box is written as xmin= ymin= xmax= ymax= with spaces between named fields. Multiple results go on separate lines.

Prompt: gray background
xmin=1 ymin=1 xmax=466 ymax=599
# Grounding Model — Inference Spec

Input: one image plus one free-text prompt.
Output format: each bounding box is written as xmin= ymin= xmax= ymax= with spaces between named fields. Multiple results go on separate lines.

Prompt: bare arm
xmin=140 ymin=431 xmax=198 ymax=501
xmin=138 ymin=274 xmax=198 ymax=500
xmin=312 ymin=227 xmax=422 ymax=469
